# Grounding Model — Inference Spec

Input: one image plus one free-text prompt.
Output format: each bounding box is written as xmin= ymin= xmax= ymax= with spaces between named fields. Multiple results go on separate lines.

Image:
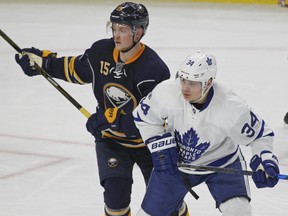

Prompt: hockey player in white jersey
xmin=133 ymin=51 xmax=280 ymax=216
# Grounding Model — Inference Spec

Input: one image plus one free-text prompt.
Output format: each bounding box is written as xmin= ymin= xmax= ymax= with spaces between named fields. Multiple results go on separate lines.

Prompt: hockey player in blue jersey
xmin=14 ymin=2 xmax=190 ymax=216
xmin=133 ymin=51 xmax=280 ymax=216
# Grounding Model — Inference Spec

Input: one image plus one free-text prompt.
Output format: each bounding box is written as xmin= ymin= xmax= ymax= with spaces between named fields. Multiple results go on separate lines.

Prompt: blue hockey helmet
xmin=110 ymin=2 xmax=149 ymax=32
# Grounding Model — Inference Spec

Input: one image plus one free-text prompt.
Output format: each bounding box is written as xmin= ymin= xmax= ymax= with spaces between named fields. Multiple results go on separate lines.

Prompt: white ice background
xmin=0 ymin=1 xmax=288 ymax=216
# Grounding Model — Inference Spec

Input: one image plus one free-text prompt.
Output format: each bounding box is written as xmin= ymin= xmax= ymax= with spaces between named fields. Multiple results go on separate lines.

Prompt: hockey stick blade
xmin=178 ymin=163 xmax=288 ymax=180
xmin=0 ymin=29 xmax=91 ymax=119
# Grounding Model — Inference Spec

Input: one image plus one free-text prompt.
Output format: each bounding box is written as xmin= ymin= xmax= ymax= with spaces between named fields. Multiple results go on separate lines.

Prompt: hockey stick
xmin=0 ymin=29 xmax=91 ymax=119
xmin=178 ymin=163 xmax=288 ymax=180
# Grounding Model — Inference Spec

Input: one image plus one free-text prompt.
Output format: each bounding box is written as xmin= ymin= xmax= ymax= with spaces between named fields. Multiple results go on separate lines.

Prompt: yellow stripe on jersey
xmin=64 ymin=56 xmax=72 ymax=82
xmin=64 ymin=56 xmax=86 ymax=84
xmin=102 ymin=131 xmax=145 ymax=148
xmin=68 ymin=56 xmax=86 ymax=84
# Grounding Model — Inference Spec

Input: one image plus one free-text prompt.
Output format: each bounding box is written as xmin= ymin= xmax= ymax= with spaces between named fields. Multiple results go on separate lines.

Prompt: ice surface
xmin=1 ymin=2 xmax=288 ymax=215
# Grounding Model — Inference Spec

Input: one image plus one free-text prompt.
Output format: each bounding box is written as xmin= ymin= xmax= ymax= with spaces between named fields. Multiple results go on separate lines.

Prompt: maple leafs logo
xmin=175 ymin=128 xmax=210 ymax=163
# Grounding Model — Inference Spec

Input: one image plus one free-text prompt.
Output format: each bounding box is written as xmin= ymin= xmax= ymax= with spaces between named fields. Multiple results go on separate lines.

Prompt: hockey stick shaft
xmin=0 ymin=29 xmax=91 ymax=119
xmin=178 ymin=163 xmax=288 ymax=180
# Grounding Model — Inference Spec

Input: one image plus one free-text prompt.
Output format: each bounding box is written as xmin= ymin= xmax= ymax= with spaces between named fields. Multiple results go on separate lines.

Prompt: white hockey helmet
xmin=177 ymin=51 xmax=217 ymax=88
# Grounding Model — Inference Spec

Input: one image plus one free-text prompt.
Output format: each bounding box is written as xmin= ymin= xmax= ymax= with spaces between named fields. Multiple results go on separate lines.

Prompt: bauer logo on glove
xmin=146 ymin=133 xmax=177 ymax=153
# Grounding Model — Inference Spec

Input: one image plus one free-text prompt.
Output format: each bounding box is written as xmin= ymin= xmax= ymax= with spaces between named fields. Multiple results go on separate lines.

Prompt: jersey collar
xmin=200 ymin=86 xmax=214 ymax=112
xmin=113 ymin=43 xmax=145 ymax=64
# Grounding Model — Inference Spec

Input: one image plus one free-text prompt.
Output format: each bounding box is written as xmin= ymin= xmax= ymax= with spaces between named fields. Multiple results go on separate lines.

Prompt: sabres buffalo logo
xmin=103 ymin=83 xmax=137 ymax=109
xmin=108 ymin=158 xmax=118 ymax=168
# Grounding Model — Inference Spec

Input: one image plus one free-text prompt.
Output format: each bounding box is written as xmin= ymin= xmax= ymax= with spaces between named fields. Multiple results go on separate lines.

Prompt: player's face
xmin=112 ymin=23 xmax=134 ymax=51
xmin=180 ymin=78 xmax=203 ymax=101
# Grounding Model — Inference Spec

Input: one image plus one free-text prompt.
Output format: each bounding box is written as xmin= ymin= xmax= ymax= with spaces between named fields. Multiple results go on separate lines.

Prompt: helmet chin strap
xmin=121 ymin=39 xmax=138 ymax=53
xmin=120 ymin=26 xmax=144 ymax=53
xmin=189 ymin=83 xmax=212 ymax=104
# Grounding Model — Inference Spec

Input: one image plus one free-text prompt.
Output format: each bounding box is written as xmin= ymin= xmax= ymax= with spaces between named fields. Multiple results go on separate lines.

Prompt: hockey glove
xmin=145 ymin=132 xmax=179 ymax=175
xmin=86 ymin=108 xmax=120 ymax=139
xmin=15 ymin=47 xmax=57 ymax=76
xmin=249 ymin=150 xmax=279 ymax=188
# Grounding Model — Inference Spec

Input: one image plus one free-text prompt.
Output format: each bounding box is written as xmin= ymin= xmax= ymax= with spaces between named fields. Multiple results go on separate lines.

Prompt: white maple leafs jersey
xmin=133 ymin=79 xmax=275 ymax=174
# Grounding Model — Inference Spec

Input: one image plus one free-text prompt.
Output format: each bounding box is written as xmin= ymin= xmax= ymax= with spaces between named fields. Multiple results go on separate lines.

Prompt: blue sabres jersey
xmin=44 ymin=38 xmax=170 ymax=147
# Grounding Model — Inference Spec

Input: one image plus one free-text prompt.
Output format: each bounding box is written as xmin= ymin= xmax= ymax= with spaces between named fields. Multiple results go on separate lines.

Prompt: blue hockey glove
xmin=86 ymin=108 xmax=120 ymax=139
xmin=250 ymin=150 xmax=279 ymax=188
xmin=15 ymin=47 xmax=56 ymax=76
xmin=145 ymin=132 xmax=179 ymax=175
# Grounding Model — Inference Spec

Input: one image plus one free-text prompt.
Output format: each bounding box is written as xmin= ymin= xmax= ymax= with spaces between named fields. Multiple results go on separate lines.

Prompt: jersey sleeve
xmin=43 ymin=47 xmax=96 ymax=84
xmin=133 ymin=83 xmax=168 ymax=141
xmin=229 ymin=108 xmax=274 ymax=155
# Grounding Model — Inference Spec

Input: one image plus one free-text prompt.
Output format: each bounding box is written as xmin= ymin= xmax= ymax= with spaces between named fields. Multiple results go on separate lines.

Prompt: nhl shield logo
xmin=108 ymin=158 xmax=118 ymax=168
